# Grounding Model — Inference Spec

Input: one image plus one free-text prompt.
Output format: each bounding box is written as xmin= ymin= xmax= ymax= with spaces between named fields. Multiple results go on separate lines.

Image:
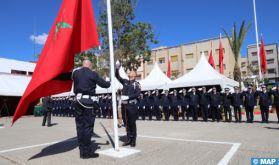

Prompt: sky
xmin=0 ymin=0 xmax=278 ymax=62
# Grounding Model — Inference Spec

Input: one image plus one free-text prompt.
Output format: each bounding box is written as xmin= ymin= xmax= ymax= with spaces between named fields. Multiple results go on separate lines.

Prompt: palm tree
xmin=222 ymin=20 xmax=251 ymax=82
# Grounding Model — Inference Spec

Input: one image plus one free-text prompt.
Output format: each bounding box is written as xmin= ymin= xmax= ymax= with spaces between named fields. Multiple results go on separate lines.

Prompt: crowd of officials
xmin=42 ymin=84 xmax=279 ymax=124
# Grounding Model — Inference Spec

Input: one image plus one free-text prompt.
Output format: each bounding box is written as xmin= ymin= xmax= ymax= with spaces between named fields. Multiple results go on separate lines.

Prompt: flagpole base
xmin=97 ymin=147 xmax=140 ymax=158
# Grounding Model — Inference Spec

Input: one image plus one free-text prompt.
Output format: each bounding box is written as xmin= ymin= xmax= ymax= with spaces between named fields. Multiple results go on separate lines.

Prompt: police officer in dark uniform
xmin=42 ymin=96 xmax=52 ymax=126
xmin=179 ymin=88 xmax=189 ymax=121
xmin=242 ymin=85 xmax=257 ymax=123
xmin=72 ymin=60 xmax=110 ymax=159
xmin=116 ymin=63 xmax=141 ymax=147
xmin=199 ymin=87 xmax=210 ymax=122
xmin=146 ymin=91 xmax=154 ymax=120
xmin=222 ymin=88 xmax=232 ymax=122
xmin=256 ymin=85 xmax=272 ymax=123
xmin=209 ymin=87 xmax=221 ymax=122
xmin=161 ymin=90 xmax=171 ymax=121
xmin=231 ymin=86 xmax=243 ymax=123
xmin=170 ymin=89 xmax=179 ymax=121
xmin=271 ymin=84 xmax=279 ymax=123
xmin=153 ymin=90 xmax=162 ymax=120
xmin=189 ymin=87 xmax=200 ymax=121
xmin=138 ymin=93 xmax=146 ymax=120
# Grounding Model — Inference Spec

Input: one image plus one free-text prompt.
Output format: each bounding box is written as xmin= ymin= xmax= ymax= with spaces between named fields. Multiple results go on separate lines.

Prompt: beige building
xmin=240 ymin=57 xmax=248 ymax=79
xmin=137 ymin=37 xmax=237 ymax=80
xmin=247 ymin=43 xmax=279 ymax=82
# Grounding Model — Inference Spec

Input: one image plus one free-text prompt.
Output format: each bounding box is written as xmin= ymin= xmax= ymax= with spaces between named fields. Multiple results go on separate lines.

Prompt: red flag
xmin=260 ymin=36 xmax=267 ymax=74
xmin=208 ymin=43 xmax=216 ymax=69
xmin=12 ymin=0 xmax=99 ymax=124
xmin=219 ymin=35 xmax=224 ymax=74
xmin=167 ymin=59 xmax=171 ymax=77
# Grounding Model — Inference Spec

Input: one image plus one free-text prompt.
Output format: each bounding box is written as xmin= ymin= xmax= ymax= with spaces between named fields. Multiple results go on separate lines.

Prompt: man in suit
xmin=199 ymin=87 xmax=210 ymax=122
xmin=209 ymin=87 xmax=221 ymax=122
xmin=179 ymin=88 xmax=189 ymax=121
xmin=222 ymin=88 xmax=232 ymax=122
xmin=257 ymin=85 xmax=272 ymax=123
xmin=189 ymin=87 xmax=199 ymax=121
xmin=170 ymin=89 xmax=179 ymax=121
xmin=153 ymin=90 xmax=162 ymax=120
xmin=231 ymin=86 xmax=243 ymax=123
xmin=242 ymin=85 xmax=257 ymax=123
xmin=161 ymin=90 xmax=171 ymax=121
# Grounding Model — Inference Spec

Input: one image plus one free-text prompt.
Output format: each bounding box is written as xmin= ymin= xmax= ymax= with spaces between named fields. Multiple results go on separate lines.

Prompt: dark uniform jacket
xmin=257 ymin=91 xmax=272 ymax=107
xmin=161 ymin=95 xmax=170 ymax=108
xmin=179 ymin=94 xmax=189 ymax=107
xmin=153 ymin=94 xmax=161 ymax=107
xmin=222 ymin=93 xmax=232 ymax=107
xmin=170 ymin=94 xmax=179 ymax=108
xmin=199 ymin=92 xmax=210 ymax=105
xmin=209 ymin=93 xmax=221 ymax=107
xmin=271 ymin=90 xmax=279 ymax=106
xmin=242 ymin=91 xmax=257 ymax=107
xmin=230 ymin=93 xmax=243 ymax=107
xmin=189 ymin=92 xmax=199 ymax=106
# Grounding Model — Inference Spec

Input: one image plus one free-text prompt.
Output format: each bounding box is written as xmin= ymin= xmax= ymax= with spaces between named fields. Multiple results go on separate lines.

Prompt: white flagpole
xmin=253 ymin=0 xmax=262 ymax=80
xmin=106 ymin=0 xmax=119 ymax=151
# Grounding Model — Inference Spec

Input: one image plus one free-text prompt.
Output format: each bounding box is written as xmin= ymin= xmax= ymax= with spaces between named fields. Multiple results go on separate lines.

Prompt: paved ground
xmin=0 ymin=114 xmax=278 ymax=165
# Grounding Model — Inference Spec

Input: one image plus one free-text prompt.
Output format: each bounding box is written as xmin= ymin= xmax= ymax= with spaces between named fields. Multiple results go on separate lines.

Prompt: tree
xmin=98 ymin=0 xmax=158 ymax=71
xmin=222 ymin=21 xmax=251 ymax=82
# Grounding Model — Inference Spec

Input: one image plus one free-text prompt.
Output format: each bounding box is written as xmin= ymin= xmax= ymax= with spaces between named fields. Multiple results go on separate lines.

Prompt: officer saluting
xmin=115 ymin=61 xmax=141 ymax=147
xmin=72 ymin=60 xmax=110 ymax=159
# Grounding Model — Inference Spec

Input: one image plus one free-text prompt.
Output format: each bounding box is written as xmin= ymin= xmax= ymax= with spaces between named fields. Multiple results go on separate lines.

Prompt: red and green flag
xmin=12 ymin=0 xmax=99 ymax=124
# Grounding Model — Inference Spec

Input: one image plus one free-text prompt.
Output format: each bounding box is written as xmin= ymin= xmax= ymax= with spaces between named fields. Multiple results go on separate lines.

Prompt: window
xmin=242 ymin=71 xmax=247 ymax=75
xmin=266 ymin=49 xmax=274 ymax=54
xmin=185 ymin=53 xmax=194 ymax=59
xmin=251 ymin=52 xmax=257 ymax=56
xmin=158 ymin=57 xmax=165 ymax=64
xmin=267 ymin=59 xmax=274 ymax=64
xmin=147 ymin=60 xmax=153 ymax=65
xmin=268 ymin=68 xmax=275 ymax=74
xmin=251 ymin=61 xmax=258 ymax=66
xmin=241 ymin=62 xmax=246 ymax=68
xmin=11 ymin=70 xmax=27 ymax=75
xmin=171 ymin=55 xmax=178 ymax=62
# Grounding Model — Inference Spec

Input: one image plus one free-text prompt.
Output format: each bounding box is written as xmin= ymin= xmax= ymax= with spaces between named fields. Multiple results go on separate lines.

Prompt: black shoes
xmin=122 ymin=140 xmax=136 ymax=147
xmin=80 ymin=152 xmax=99 ymax=159
xmin=130 ymin=142 xmax=136 ymax=147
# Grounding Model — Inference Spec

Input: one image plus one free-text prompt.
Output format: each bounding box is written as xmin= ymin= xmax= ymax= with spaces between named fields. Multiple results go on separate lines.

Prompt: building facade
xmin=137 ymin=37 xmax=237 ymax=80
xmin=247 ymin=43 xmax=279 ymax=82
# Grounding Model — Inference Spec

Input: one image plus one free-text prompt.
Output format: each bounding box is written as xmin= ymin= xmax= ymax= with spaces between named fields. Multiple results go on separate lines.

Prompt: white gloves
xmin=115 ymin=60 xmax=120 ymax=69
xmin=105 ymin=77 xmax=110 ymax=81
xmin=269 ymin=106 xmax=272 ymax=110
xmin=218 ymin=105 xmax=221 ymax=108
xmin=187 ymin=105 xmax=189 ymax=108
xmin=121 ymin=96 xmax=129 ymax=101
xmin=143 ymin=106 xmax=145 ymax=109
xmin=240 ymin=105 xmax=243 ymax=109
xmin=207 ymin=88 xmax=212 ymax=93
xmin=230 ymin=106 xmax=233 ymax=109
xmin=254 ymin=106 xmax=257 ymax=109
xmin=208 ymin=105 xmax=210 ymax=108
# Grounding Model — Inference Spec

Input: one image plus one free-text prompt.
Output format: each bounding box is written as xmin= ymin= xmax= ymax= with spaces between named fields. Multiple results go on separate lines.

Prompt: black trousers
xmin=139 ymin=107 xmax=146 ymax=120
xmin=42 ymin=109 xmax=51 ymax=126
xmin=74 ymin=103 xmax=95 ymax=156
xmin=211 ymin=106 xmax=220 ymax=122
xmin=121 ymin=104 xmax=127 ymax=127
xmin=125 ymin=104 xmax=138 ymax=142
xmin=190 ymin=105 xmax=198 ymax=121
xmin=233 ymin=106 xmax=242 ymax=122
xmin=224 ymin=106 xmax=232 ymax=122
xmin=172 ymin=106 xmax=179 ymax=121
xmin=163 ymin=106 xmax=170 ymax=121
xmin=154 ymin=106 xmax=161 ymax=120
xmin=245 ymin=106 xmax=254 ymax=122
xmin=147 ymin=106 xmax=153 ymax=120
xmin=260 ymin=106 xmax=269 ymax=123
xmin=181 ymin=106 xmax=187 ymax=120
xmin=276 ymin=105 xmax=279 ymax=122
xmin=200 ymin=105 xmax=209 ymax=121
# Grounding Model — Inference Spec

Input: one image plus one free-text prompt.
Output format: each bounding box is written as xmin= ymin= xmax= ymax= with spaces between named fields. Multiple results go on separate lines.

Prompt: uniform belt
xmin=122 ymin=99 xmax=137 ymax=104
xmin=76 ymin=93 xmax=99 ymax=102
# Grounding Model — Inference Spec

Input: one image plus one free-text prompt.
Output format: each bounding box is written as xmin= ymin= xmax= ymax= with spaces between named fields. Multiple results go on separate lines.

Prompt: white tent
xmin=166 ymin=53 xmax=238 ymax=89
xmin=140 ymin=63 xmax=172 ymax=91
xmin=0 ymin=74 xmax=31 ymax=96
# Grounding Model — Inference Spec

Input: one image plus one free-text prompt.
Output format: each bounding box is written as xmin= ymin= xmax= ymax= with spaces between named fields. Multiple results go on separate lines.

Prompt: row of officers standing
xmin=43 ymin=84 xmax=279 ymax=124
xmin=135 ymin=84 xmax=279 ymax=123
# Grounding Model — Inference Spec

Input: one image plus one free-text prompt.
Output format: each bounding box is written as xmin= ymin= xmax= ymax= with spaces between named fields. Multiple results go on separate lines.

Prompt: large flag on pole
xmin=208 ymin=42 xmax=216 ymax=69
xmin=219 ymin=34 xmax=224 ymax=74
xmin=260 ymin=35 xmax=267 ymax=74
xmin=12 ymin=0 xmax=99 ymax=124
xmin=167 ymin=59 xmax=171 ymax=78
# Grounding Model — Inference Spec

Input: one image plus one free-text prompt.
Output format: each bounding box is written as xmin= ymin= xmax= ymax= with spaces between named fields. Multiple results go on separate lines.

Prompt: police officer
xmin=72 ymin=60 xmax=110 ymax=159
xmin=146 ymin=91 xmax=154 ymax=120
xmin=42 ymin=96 xmax=52 ymax=127
xmin=138 ymin=93 xmax=146 ymax=120
xmin=271 ymin=84 xmax=279 ymax=123
xmin=209 ymin=87 xmax=221 ymax=122
xmin=222 ymin=88 xmax=232 ymax=122
xmin=199 ymin=87 xmax=210 ymax=122
xmin=231 ymin=86 xmax=243 ymax=123
xmin=153 ymin=90 xmax=162 ymax=120
xmin=179 ymin=88 xmax=189 ymax=121
xmin=189 ymin=87 xmax=200 ymax=121
xmin=170 ymin=89 xmax=179 ymax=121
xmin=161 ymin=90 xmax=171 ymax=121
xmin=116 ymin=62 xmax=141 ymax=147
xmin=256 ymin=85 xmax=272 ymax=123
xmin=242 ymin=85 xmax=257 ymax=123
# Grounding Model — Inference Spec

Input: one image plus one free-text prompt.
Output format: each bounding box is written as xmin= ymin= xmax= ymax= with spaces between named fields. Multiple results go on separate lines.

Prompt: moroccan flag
xmin=167 ymin=59 xmax=171 ymax=77
xmin=260 ymin=36 xmax=267 ymax=74
xmin=208 ymin=48 xmax=216 ymax=69
xmin=12 ymin=0 xmax=99 ymax=124
xmin=219 ymin=35 xmax=224 ymax=74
